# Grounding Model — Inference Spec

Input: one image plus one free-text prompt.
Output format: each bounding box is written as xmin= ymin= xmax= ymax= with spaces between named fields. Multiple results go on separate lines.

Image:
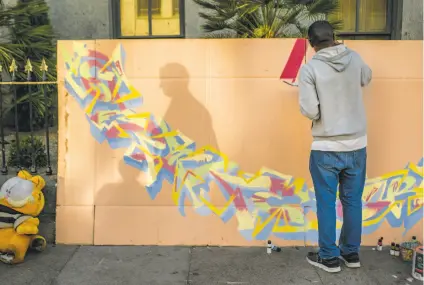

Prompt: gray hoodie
xmin=298 ymin=44 xmax=372 ymax=141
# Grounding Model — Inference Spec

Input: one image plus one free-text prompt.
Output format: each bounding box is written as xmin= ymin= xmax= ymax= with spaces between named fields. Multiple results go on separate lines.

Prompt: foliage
xmin=0 ymin=1 xmax=25 ymax=71
xmin=7 ymin=136 xmax=48 ymax=168
xmin=0 ymin=0 xmax=56 ymax=131
xmin=193 ymin=0 xmax=342 ymax=38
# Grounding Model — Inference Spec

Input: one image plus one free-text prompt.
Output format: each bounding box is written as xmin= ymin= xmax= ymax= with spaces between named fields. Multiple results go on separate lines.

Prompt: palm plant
xmin=0 ymin=0 xmax=56 ymax=131
xmin=193 ymin=0 xmax=342 ymax=38
xmin=0 ymin=1 xmax=25 ymax=70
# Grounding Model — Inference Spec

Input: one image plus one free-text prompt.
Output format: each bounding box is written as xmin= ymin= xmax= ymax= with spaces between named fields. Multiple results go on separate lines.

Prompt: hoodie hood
xmin=313 ymin=44 xmax=352 ymax=72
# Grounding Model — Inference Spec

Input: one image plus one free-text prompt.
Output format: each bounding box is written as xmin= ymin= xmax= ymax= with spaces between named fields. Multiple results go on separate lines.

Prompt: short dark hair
xmin=307 ymin=20 xmax=335 ymax=48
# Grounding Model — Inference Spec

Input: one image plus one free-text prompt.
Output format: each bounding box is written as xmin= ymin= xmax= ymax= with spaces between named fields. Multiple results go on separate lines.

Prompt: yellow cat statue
xmin=0 ymin=170 xmax=47 ymax=264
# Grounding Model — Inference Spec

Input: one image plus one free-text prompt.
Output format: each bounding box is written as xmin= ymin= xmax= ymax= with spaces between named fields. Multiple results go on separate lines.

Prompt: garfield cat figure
xmin=0 ymin=170 xmax=47 ymax=264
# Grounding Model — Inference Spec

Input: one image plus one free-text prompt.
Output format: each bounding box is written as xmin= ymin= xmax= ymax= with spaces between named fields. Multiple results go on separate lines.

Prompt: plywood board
xmin=57 ymin=39 xmax=423 ymax=246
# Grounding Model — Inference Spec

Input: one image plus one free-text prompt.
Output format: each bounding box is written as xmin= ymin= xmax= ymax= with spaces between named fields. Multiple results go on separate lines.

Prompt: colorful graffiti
xmin=63 ymin=42 xmax=423 ymax=242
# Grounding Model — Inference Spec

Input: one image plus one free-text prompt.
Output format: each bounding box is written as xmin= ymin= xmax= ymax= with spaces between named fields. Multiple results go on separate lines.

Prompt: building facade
xmin=40 ymin=0 xmax=422 ymax=40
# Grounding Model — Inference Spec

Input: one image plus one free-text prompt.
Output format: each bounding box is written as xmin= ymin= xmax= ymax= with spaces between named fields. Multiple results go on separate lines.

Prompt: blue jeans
xmin=309 ymin=147 xmax=367 ymax=259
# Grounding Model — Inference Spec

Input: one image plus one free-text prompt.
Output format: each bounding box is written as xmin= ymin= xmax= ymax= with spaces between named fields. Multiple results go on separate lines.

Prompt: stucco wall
xmin=1 ymin=0 xmax=109 ymax=40
xmin=401 ymin=0 xmax=424 ymax=40
xmin=184 ymin=0 xmax=204 ymax=38
xmin=45 ymin=0 xmax=111 ymax=40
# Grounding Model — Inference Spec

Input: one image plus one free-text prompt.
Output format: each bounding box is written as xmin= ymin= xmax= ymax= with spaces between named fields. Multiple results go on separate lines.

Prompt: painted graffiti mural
xmin=63 ymin=42 xmax=423 ymax=242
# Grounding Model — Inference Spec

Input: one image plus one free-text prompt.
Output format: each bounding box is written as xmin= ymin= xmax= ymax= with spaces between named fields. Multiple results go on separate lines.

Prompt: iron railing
xmin=0 ymin=58 xmax=56 ymax=176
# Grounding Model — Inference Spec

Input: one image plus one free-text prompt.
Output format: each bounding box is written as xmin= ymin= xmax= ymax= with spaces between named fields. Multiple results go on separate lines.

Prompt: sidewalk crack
xmin=185 ymin=247 xmax=193 ymax=285
xmin=49 ymin=245 xmax=80 ymax=285
xmin=312 ymin=267 xmax=325 ymax=285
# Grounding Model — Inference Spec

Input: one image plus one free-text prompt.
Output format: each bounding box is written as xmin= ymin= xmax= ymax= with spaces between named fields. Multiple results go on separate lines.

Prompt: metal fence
xmin=0 ymin=58 xmax=57 ymax=176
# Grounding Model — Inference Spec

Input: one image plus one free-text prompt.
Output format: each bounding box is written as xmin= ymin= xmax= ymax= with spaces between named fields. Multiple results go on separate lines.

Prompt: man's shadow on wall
xmin=95 ymin=159 xmax=143 ymax=205
xmin=96 ymin=64 xmax=219 ymax=205
xmin=160 ymin=63 xmax=219 ymax=151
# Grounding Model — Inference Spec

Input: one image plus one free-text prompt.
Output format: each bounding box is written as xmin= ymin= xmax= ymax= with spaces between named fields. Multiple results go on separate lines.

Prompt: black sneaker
xmin=306 ymin=252 xmax=341 ymax=273
xmin=339 ymin=252 xmax=361 ymax=268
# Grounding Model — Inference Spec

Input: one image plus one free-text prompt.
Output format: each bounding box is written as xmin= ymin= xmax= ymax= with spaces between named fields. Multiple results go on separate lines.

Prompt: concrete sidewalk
xmin=0 ymin=246 xmax=420 ymax=285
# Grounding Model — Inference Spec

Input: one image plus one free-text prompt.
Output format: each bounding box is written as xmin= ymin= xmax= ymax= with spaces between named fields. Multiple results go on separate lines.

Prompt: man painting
xmin=299 ymin=20 xmax=372 ymax=273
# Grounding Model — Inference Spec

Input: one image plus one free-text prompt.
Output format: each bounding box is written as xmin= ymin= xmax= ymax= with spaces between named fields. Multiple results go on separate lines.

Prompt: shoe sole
xmin=339 ymin=256 xmax=361 ymax=268
xmin=306 ymin=257 xmax=341 ymax=273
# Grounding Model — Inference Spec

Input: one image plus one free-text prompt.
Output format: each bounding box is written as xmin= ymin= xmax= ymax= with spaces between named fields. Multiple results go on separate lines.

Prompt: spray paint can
xmin=390 ymin=242 xmax=396 ymax=256
xmin=395 ymin=244 xmax=400 ymax=257
xmin=267 ymin=240 xmax=272 ymax=254
xmin=377 ymin=237 xmax=383 ymax=251
xmin=412 ymin=246 xmax=423 ymax=281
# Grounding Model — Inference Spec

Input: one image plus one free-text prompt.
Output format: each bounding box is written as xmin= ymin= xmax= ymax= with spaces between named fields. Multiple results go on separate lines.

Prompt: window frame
xmin=110 ymin=0 xmax=185 ymax=39
xmin=335 ymin=0 xmax=401 ymax=40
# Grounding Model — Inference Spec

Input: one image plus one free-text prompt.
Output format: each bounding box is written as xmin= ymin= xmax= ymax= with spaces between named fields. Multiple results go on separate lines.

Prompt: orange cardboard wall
xmin=56 ymin=39 xmax=423 ymax=246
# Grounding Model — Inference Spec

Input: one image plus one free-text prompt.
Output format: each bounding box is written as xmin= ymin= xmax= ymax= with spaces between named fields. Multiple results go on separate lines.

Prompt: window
xmin=138 ymin=0 xmax=160 ymax=15
xmin=114 ymin=0 xmax=185 ymax=38
xmin=329 ymin=0 xmax=394 ymax=40
xmin=138 ymin=0 xmax=179 ymax=15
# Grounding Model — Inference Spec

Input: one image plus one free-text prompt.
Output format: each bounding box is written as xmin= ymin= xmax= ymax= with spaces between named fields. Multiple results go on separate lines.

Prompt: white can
xmin=267 ymin=240 xmax=272 ymax=254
